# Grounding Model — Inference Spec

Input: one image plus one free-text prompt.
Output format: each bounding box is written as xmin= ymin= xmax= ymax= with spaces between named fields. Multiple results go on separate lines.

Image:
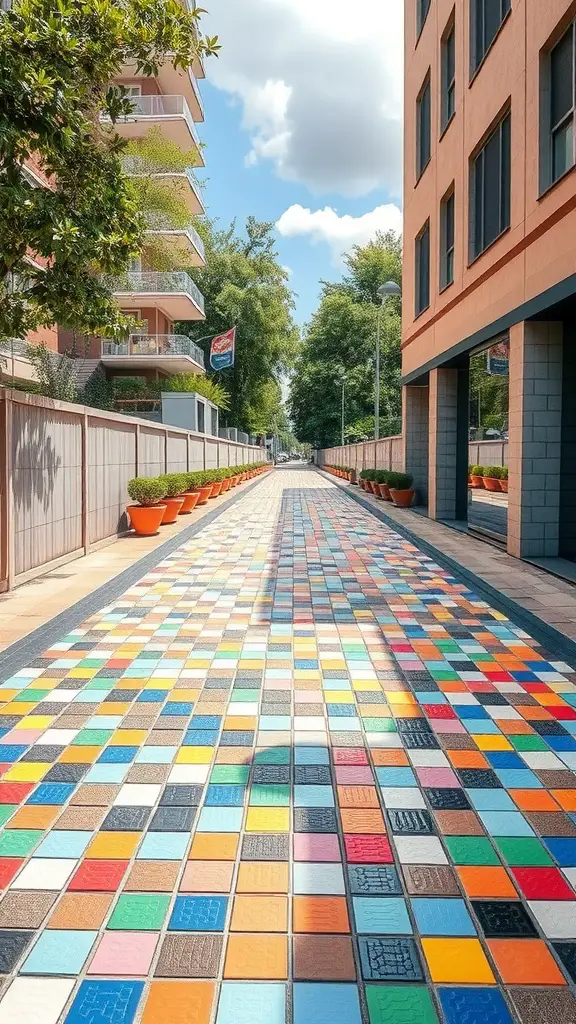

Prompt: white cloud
xmin=202 ymin=0 xmax=403 ymax=198
xmin=276 ymin=203 xmax=403 ymax=263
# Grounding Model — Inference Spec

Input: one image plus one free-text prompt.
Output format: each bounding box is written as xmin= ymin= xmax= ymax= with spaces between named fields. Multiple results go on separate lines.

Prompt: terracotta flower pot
xmin=482 ymin=476 xmax=501 ymax=492
xmin=500 ymin=479 xmax=508 ymax=493
xmin=127 ymin=503 xmax=167 ymax=536
xmin=210 ymin=481 xmax=223 ymax=498
xmin=196 ymin=485 xmax=213 ymax=506
xmin=221 ymin=478 xmax=231 ymax=493
xmin=178 ymin=491 xmax=200 ymax=514
xmin=390 ymin=488 xmax=415 ymax=508
xmin=369 ymin=481 xmax=379 ymax=495
xmin=161 ymin=496 xmax=185 ymax=524
xmin=231 ymin=476 xmax=239 ymax=487
xmin=378 ymin=483 xmax=391 ymax=501
xmin=470 ymin=475 xmax=484 ymax=488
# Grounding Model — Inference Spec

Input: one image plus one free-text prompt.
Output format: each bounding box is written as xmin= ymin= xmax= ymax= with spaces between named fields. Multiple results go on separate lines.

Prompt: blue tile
xmin=467 ymin=789 xmax=515 ymax=811
xmin=295 ymin=747 xmax=329 ymax=765
xmin=21 ymin=930 xmax=97 ymax=974
xmin=478 ymin=811 xmax=535 ymax=837
xmin=33 ymin=830 xmax=91 ymax=858
xmin=375 ymin=768 xmax=416 ymax=787
xmin=135 ymin=746 xmax=176 ymax=764
xmin=466 ymin=721 xmax=501 ymax=735
xmin=137 ymin=690 xmax=166 ymax=702
xmin=411 ymin=898 xmax=476 ymax=936
xmin=294 ymin=785 xmax=335 ymax=808
xmin=205 ymin=785 xmax=246 ymax=807
xmin=353 ymin=897 xmax=412 ymax=934
xmin=84 ymin=764 xmax=130 ymax=784
xmin=438 ymin=987 xmax=514 ymax=1024
xmin=190 ymin=716 xmax=222 ymax=730
xmin=486 ymin=753 xmax=525 ymax=769
xmin=197 ymin=807 xmax=244 ymax=832
xmin=547 ymin=736 xmax=576 ymax=751
xmin=26 ymin=783 xmax=75 ymax=805
xmin=97 ymin=746 xmax=139 ymax=764
xmin=216 ymin=983 xmax=286 ymax=1024
xmin=64 ymin=980 xmax=144 ymax=1024
xmin=137 ymin=832 xmax=189 ymax=860
xmin=0 ymin=745 xmax=27 ymax=762
xmin=543 ymin=838 xmax=576 ymax=866
xmin=161 ymin=703 xmax=193 ymax=716
xmin=458 ymin=706 xmax=490 ymax=720
xmin=293 ymin=984 xmax=362 ymax=1024
xmin=169 ymin=895 xmax=227 ymax=931
xmin=260 ymin=716 xmax=292 ymax=730
xmin=495 ymin=769 xmax=542 ymax=789
xmin=184 ymin=730 xmax=219 ymax=745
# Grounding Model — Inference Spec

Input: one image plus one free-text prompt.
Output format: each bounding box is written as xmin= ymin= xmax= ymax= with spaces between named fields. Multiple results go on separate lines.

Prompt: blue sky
xmin=198 ymin=0 xmax=404 ymax=328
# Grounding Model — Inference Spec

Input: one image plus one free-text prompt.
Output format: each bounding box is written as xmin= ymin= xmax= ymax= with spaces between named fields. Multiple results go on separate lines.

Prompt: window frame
xmin=416 ymin=72 xmax=432 ymax=181
xmin=415 ymin=220 xmax=431 ymax=318
xmin=469 ymin=109 xmax=511 ymax=263
xmin=440 ymin=187 xmax=455 ymax=291
xmin=541 ymin=18 xmax=576 ymax=192
xmin=441 ymin=14 xmax=456 ymax=134
xmin=417 ymin=0 xmax=431 ymax=39
xmin=470 ymin=0 xmax=511 ymax=78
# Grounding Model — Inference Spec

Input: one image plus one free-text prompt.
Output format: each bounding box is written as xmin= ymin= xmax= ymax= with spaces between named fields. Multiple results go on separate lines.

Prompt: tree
xmin=289 ymin=231 xmax=402 ymax=449
xmin=176 ymin=216 xmax=299 ymax=435
xmin=161 ymin=373 xmax=230 ymax=411
xmin=25 ymin=341 xmax=78 ymax=401
xmin=0 ymin=0 xmax=218 ymax=341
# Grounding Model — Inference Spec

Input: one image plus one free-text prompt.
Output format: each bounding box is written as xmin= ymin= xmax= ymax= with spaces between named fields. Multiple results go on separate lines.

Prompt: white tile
xmin=520 ymin=752 xmax=565 ymax=770
xmin=12 ymin=859 xmax=77 ymax=890
xmin=380 ymin=788 xmax=426 ymax=809
xmin=294 ymin=717 xmax=326 ymax=731
xmin=484 ymin=706 xmax=521 ymax=720
xmin=227 ymin=703 xmax=259 ymax=716
xmin=407 ymin=751 xmax=449 ymax=768
xmin=35 ymin=729 xmax=79 ymax=745
xmin=562 ymin=868 xmax=576 ymax=890
xmin=527 ymin=901 xmax=576 ymax=939
xmin=113 ymin=784 xmax=161 ymax=807
xmin=393 ymin=836 xmax=448 ymax=865
xmin=560 ymin=753 xmax=576 ymax=770
xmin=366 ymin=732 xmax=404 ymax=748
xmin=447 ymin=694 xmax=479 ymax=705
xmin=168 ymin=765 xmax=209 ymax=784
xmin=0 ymin=977 xmax=75 ymax=1024
xmin=293 ymin=863 xmax=345 ymax=895
xmin=39 ymin=690 xmax=79 ymax=703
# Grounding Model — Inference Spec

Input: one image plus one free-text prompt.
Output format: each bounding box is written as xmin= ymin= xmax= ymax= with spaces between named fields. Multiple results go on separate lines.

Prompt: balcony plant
xmin=158 ymin=473 xmax=187 ymax=522
xmin=126 ymin=477 xmax=167 ymax=535
xmin=470 ymin=465 xmax=485 ymax=489
xmin=388 ymin=472 xmax=415 ymax=508
xmin=482 ymin=466 xmax=502 ymax=492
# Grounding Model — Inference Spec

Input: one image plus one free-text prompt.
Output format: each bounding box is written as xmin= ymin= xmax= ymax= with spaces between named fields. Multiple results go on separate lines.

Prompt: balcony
xmin=102 ymin=95 xmax=203 ymax=164
xmin=144 ymin=212 xmax=205 ymax=266
xmin=119 ymin=61 xmax=204 ymax=122
xmin=109 ymin=270 xmax=205 ymax=320
xmin=0 ymin=339 xmax=38 ymax=383
xmin=101 ymin=334 xmax=205 ymax=375
xmin=122 ymin=157 xmax=204 ymax=215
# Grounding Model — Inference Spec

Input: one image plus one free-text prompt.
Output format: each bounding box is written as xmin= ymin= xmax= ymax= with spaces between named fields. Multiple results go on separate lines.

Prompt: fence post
xmin=1 ymin=394 xmax=14 ymax=590
xmin=164 ymin=429 xmax=168 ymax=472
xmin=134 ymin=422 xmax=140 ymax=477
xmin=81 ymin=412 xmax=89 ymax=555
xmin=203 ymin=436 xmax=207 ymax=470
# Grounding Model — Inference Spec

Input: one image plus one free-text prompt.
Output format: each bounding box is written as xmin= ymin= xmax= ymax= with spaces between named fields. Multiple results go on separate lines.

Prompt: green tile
xmin=210 ymin=766 xmax=250 ymax=784
xmin=107 ymin=893 xmax=170 ymax=931
xmin=510 ymin=735 xmax=548 ymax=751
xmin=444 ymin=836 xmax=499 ymax=866
xmin=494 ymin=837 xmax=553 ymax=866
xmin=13 ymin=690 xmax=49 ymax=702
xmin=254 ymin=748 xmax=291 ymax=765
xmin=366 ymin=986 xmax=438 ymax=1024
xmin=0 ymin=806 xmax=16 ymax=828
xmin=85 ymin=680 xmax=115 ymax=690
xmin=249 ymin=785 xmax=290 ymax=806
xmin=231 ymin=690 xmax=260 ymax=702
xmin=362 ymin=719 xmax=397 ymax=733
xmin=72 ymin=729 xmax=114 ymax=746
xmin=0 ymin=829 xmax=43 ymax=856
xmin=429 ymin=669 xmax=459 ymax=681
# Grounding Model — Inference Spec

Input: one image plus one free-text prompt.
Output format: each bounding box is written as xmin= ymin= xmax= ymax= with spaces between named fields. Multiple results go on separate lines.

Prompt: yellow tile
xmin=117 ymin=680 xmax=144 ymax=690
xmin=0 ymin=691 xmax=17 ymax=703
xmin=224 ymin=718 xmax=256 ymax=731
xmin=109 ymin=730 xmax=147 ymax=746
xmin=176 ymin=747 xmax=214 ymax=764
xmin=95 ymin=703 xmax=130 ymax=715
xmin=422 ymin=938 xmax=496 ymax=983
xmin=59 ymin=746 xmax=101 ymax=763
xmin=325 ymin=692 xmax=355 ymax=704
xmin=14 ymin=716 xmax=54 ymax=729
xmin=245 ymin=808 xmax=289 ymax=833
xmin=3 ymin=763 xmax=50 ymax=782
xmin=67 ymin=668 xmax=98 ymax=678
xmin=386 ymin=692 xmax=416 ymax=706
xmin=144 ymin=680 xmax=174 ymax=690
xmin=167 ymin=690 xmax=198 ymax=702
xmin=352 ymin=681 xmax=380 ymax=692
xmin=0 ymin=703 xmax=35 ymax=716
xmin=474 ymin=735 xmax=513 ymax=751
xmin=87 ymin=832 xmax=140 ymax=858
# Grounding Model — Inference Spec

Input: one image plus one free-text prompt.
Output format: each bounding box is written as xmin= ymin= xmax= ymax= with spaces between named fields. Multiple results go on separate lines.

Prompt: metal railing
xmin=101 ymin=333 xmax=205 ymax=368
xmin=109 ymin=271 xmax=205 ymax=313
xmin=121 ymin=159 xmax=204 ymax=209
xmin=144 ymin=213 xmax=205 ymax=260
xmin=103 ymin=95 xmax=200 ymax=148
xmin=0 ymin=338 xmax=29 ymax=358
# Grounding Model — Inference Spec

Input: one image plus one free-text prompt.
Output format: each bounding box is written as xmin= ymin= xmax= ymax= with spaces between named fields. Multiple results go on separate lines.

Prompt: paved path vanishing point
xmin=0 ymin=467 xmax=575 ymax=1023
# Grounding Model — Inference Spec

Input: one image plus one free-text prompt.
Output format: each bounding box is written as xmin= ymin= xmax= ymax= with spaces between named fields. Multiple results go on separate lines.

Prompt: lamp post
xmin=375 ymin=281 xmax=401 ymax=440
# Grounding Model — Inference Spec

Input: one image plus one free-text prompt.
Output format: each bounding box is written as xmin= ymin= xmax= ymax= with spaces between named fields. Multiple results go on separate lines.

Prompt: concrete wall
xmin=317 ymin=437 xmax=507 ymax=472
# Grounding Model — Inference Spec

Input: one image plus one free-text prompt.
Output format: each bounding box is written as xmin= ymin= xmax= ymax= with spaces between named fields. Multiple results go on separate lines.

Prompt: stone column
xmin=402 ymin=385 xmax=429 ymax=506
xmin=428 ymin=368 xmax=459 ymax=521
xmin=508 ymin=320 xmax=562 ymax=559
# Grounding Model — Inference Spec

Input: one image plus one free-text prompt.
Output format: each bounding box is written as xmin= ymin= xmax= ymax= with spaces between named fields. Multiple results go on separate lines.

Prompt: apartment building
xmin=402 ymin=0 xmax=576 ymax=563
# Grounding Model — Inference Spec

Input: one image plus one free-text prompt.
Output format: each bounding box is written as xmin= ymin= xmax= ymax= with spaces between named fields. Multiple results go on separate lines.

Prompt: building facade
xmin=402 ymin=0 xmax=576 ymax=560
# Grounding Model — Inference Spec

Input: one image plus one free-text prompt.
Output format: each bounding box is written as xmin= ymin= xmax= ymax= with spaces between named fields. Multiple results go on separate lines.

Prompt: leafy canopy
xmin=0 ymin=0 xmax=218 ymax=340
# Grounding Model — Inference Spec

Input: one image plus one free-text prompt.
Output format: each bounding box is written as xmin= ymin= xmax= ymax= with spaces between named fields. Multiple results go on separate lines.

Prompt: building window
xmin=440 ymin=189 xmax=455 ymax=289
xmin=416 ymin=74 xmax=431 ymax=178
xmin=470 ymin=111 xmax=511 ymax=260
xmin=415 ymin=221 xmax=431 ymax=316
xmin=548 ymin=20 xmax=576 ymax=185
xmin=197 ymin=400 xmax=205 ymax=433
xmin=441 ymin=19 xmax=456 ymax=131
xmin=471 ymin=0 xmax=511 ymax=73
xmin=417 ymin=0 xmax=431 ymax=36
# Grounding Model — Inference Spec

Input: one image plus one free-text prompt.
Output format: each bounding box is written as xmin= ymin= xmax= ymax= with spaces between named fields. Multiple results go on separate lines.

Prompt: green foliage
xmin=25 ymin=342 xmax=78 ymax=401
xmin=176 ymin=216 xmax=299 ymax=435
xmin=469 ymin=351 xmax=508 ymax=435
xmin=484 ymin=466 xmax=502 ymax=479
xmin=127 ymin=476 xmax=167 ymax=506
xmin=471 ymin=465 xmax=484 ymax=476
xmin=289 ymin=232 xmax=402 ymax=449
xmin=501 ymin=465 xmax=508 ymax=480
xmin=0 ymin=0 xmax=217 ymax=340
xmin=159 ymin=472 xmax=188 ymax=497
xmin=161 ymin=373 xmax=231 ymax=411
xmin=82 ymin=364 xmax=115 ymax=410
xmin=389 ymin=472 xmax=413 ymax=491
xmin=374 ymin=470 xmax=391 ymax=485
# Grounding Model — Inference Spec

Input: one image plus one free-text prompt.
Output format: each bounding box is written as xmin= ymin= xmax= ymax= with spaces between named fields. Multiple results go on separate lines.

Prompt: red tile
xmin=511 ymin=867 xmax=575 ymax=901
xmin=550 ymin=707 xmax=576 ymax=721
xmin=0 ymin=858 xmax=23 ymax=887
xmin=423 ymin=705 xmax=457 ymax=720
xmin=0 ymin=783 xmax=34 ymax=803
xmin=68 ymin=859 xmax=129 ymax=892
xmin=332 ymin=749 xmax=368 ymax=766
xmin=344 ymin=835 xmax=393 ymax=864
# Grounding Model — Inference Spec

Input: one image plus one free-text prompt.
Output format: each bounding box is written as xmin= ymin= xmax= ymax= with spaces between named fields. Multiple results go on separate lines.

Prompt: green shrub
xmin=160 ymin=473 xmax=188 ymax=497
xmin=471 ymin=465 xmax=484 ymax=476
xmin=374 ymin=470 xmax=390 ymax=485
xmin=501 ymin=466 xmax=508 ymax=480
xmin=127 ymin=477 xmax=167 ymax=506
xmin=484 ymin=465 xmax=502 ymax=479
xmin=390 ymin=473 xmax=413 ymax=491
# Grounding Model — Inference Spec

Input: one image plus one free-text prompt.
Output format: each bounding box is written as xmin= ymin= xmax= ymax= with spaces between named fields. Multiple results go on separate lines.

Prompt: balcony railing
xmin=102 ymin=334 xmax=205 ymax=368
xmin=121 ymin=159 xmax=204 ymax=209
xmin=144 ymin=213 xmax=205 ymax=260
xmin=109 ymin=271 xmax=205 ymax=314
xmin=103 ymin=95 xmax=200 ymax=148
xmin=0 ymin=338 xmax=29 ymax=358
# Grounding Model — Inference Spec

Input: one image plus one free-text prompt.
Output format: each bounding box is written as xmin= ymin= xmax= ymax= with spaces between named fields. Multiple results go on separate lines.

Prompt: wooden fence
xmin=0 ymin=388 xmax=266 ymax=591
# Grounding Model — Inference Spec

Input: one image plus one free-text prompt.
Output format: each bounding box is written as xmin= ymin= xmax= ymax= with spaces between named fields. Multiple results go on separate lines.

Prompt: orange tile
xmin=59 ymin=746 xmax=101 ymax=763
xmin=231 ymin=895 xmax=288 ymax=932
xmin=510 ymin=789 xmax=559 ymax=812
xmin=498 ymin=720 xmax=535 ymax=735
xmin=518 ymin=706 xmax=553 ymax=721
xmin=224 ymin=934 xmax=288 ymax=979
xmin=87 ymin=832 xmax=140 ymax=859
xmin=391 ymin=705 xmax=422 ymax=718
xmin=179 ymin=861 xmax=234 ymax=893
xmin=488 ymin=939 xmax=567 ymax=985
xmin=142 ymin=982 xmax=215 ymax=1024
xmin=8 ymin=805 xmax=59 ymax=829
xmin=422 ymin=938 xmax=495 ymax=984
xmin=223 ymin=717 xmax=256 ymax=731
xmin=437 ymin=681 xmax=468 ymax=693
xmin=371 ymin=750 xmax=409 ymax=767
xmin=337 ymin=786 xmax=380 ymax=808
xmin=189 ymin=833 xmax=239 ymax=861
xmin=552 ymin=789 xmax=576 ymax=811
xmin=534 ymin=692 xmax=566 ymax=707
xmin=447 ymin=750 xmax=489 ymax=769
xmin=293 ymin=896 xmax=350 ymax=933
xmin=339 ymin=809 xmax=386 ymax=833
xmin=236 ymin=862 xmax=289 ymax=894
xmin=457 ymin=866 xmax=518 ymax=899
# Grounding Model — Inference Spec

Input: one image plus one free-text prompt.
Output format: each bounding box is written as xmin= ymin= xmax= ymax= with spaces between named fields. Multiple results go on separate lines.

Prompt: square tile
xmin=293 ymin=896 xmax=350 ymax=933
xmin=87 ymin=932 xmax=158 ymax=975
xmin=0 ymin=978 xmax=75 ymax=1024
xmin=293 ymin=936 xmax=356 ymax=980
xmin=63 ymin=979 xmax=144 ymax=1023
xmin=411 ymin=897 xmax=476 ymax=935
xmin=12 ymin=858 xmax=77 ymax=890
xmin=223 ymin=934 xmax=288 ymax=979
xmin=154 ymin=935 xmax=222 ymax=978
xmin=216 ymin=982 xmax=286 ymax=1024
xmin=353 ymin=897 xmax=412 ymax=934
xmin=169 ymin=896 xmax=228 ymax=932
xmin=293 ymin=983 xmax=361 ymax=1024
xmin=142 ymin=981 xmax=214 ymax=1024
xmin=230 ymin=895 xmax=288 ymax=932
xmin=488 ymin=938 xmax=567 ymax=984
xmin=47 ymin=893 xmax=113 ymax=930
xmin=20 ymin=929 xmax=97 ymax=974
xmin=438 ymin=988 xmax=514 ymax=1024
xmin=393 ymin=836 xmax=448 ymax=864
xmin=359 ymin=937 xmax=423 ymax=981
xmin=422 ymin=937 xmax=495 ymax=983
xmin=472 ymin=900 xmax=538 ymax=938
xmin=108 ymin=894 xmax=170 ymax=931
xmin=365 ymin=985 xmax=438 ymax=1024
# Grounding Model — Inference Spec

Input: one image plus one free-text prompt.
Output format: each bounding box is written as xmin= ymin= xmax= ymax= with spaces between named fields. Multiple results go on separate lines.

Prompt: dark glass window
xmin=470 ymin=112 xmax=511 ymax=260
xmin=417 ymin=0 xmax=431 ymax=36
xmin=442 ymin=22 xmax=456 ymax=130
xmin=417 ymin=75 xmax=431 ymax=178
xmin=197 ymin=400 xmax=205 ymax=433
xmin=471 ymin=0 xmax=511 ymax=72
xmin=415 ymin=221 xmax=431 ymax=316
xmin=550 ymin=21 xmax=575 ymax=183
xmin=440 ymin=190 xmax=455 ymax=289
xmin=211 ymin=407 xmax=218 ymax=436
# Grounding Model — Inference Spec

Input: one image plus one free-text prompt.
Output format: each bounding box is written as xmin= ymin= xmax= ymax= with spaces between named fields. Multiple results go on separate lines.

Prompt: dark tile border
xmin=323 ymin=472 xmax=576 ymax=666
xmin=0 ymin=475 xmax=269 ymax=682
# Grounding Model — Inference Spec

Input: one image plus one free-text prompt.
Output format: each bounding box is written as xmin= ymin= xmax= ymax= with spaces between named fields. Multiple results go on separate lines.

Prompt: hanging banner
xmin=210 ymin=327 xmax=236 ymax=371
xmin=486 ymin=338 xmax=509 ymax=376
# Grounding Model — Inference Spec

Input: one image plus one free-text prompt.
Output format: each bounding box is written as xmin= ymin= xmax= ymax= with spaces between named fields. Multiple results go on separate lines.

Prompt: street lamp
xmin=375 ymin=280 xmax=401 ymax=440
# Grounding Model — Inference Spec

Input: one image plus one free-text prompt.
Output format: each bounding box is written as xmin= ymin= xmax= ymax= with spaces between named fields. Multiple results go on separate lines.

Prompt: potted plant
xmin=482 ymin=466 xmax=502 ymax=492
xmin=500 ymin=466 xmax=508 ymax=493
xmin=375 ymin=470 xmax=392 ymax=501
xmin=389 ymin=472 xmax=415 ymax=508
xmin=158 ymin=473 xmax=187 ymax=522
xmin=470 ymin=465 xmax=485 ymax=488
xmin=178 ymin=472 xmax=202 ymax=514
xmin=194 ymin=471 xmax=214 ymax=506
xmin=126 ymin=477 xmax=167 ymax=536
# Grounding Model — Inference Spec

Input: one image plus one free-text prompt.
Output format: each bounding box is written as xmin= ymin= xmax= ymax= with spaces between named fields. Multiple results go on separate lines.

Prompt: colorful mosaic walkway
xmin=0 ymin=468 xmax=576 ymax=1023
